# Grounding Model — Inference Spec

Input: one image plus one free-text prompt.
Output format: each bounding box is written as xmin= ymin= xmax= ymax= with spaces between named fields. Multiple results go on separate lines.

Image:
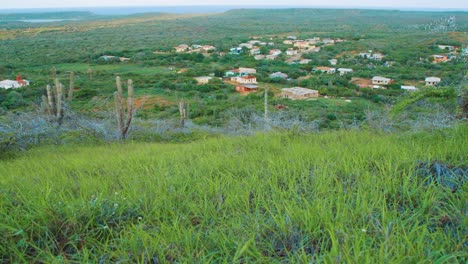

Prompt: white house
xmin=239 ymin=43 xmax=253 ymax=49
xmin=254 ymin=55 xmax=265 ymax=60
xmin=194 ymin=76 xmax=213 ymax=84
xmin=0 ymin=79 xmax=29 ymax=89
xmin=280 ymin=87 xmax=319 ymax=100
xmin=314 ymin=67 xmax=336 ymax=74
xmin=372 ymin=76 xmax=393 ymax=85
xmin=229 ymin=47 xmax=243 ymax=55
xmin=286 ymin=49 xmax=298 ymax=56
xmin=425 ymin=77 xmax=441 ymax=86
xmin=231 ymin=75 xmax=257 ymax=84
xmin=226 ymin=67 xmax=257 ymax=77
xmin=438 ymin=45 xmax=455 ymax=51
xmin=250 ymin=48 xmax=261 ymax=55
xmin=299 ymin=59 xmax=312 ymax=64
xmin=269 ymin=72 xmax=288 ymax=79
xmin=337 ymin=68 xmax=353 ymax=75
xmin=329 ymin=59 xmax=337 ymax=65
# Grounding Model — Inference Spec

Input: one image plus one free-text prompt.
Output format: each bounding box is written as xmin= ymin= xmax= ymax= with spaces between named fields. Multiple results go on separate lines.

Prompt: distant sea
xmin=0 ymin=5 xmax=466 ymax=15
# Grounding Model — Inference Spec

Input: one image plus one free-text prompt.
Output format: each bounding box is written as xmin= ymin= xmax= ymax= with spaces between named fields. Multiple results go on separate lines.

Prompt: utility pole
xmin=264 ymin=87 xmax=269 ymax=123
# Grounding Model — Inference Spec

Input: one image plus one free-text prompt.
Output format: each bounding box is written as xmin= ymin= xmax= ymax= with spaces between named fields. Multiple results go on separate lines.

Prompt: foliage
xmin=0 ymin=127 xmax=466 ymax=262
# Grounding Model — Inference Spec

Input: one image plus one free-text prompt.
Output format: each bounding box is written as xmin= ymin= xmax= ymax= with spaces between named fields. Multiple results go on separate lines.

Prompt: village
xmin=1 ymin=32 xmax=465 ymax=124
xmin=169 ymin=36 xmax=462 ymax=102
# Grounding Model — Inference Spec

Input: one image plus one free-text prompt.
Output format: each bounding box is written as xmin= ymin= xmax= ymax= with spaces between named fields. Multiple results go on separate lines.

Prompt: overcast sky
xmin=1 ymin=0 xmax=467 ymax=9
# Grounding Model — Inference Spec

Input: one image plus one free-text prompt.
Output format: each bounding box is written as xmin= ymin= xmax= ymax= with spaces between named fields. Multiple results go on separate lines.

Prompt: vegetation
xmin=0 ymin=126 xmax=466 ymax=262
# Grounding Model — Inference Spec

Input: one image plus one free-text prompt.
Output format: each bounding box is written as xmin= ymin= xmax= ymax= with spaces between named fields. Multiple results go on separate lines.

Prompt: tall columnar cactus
xmin=68 ymin=71 xmax=74 ymax=101
xmin=114 ymin=76 xmax=134 ymax=139
xmin=42 ymin=77 xmax=70 ymax=124
xmin=178 ymin=101 xmax=188 ymax=127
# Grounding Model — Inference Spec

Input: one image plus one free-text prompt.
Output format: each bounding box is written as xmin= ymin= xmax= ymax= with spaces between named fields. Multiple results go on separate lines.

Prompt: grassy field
xmin=0 ymin=127 xmax=466 ymax=262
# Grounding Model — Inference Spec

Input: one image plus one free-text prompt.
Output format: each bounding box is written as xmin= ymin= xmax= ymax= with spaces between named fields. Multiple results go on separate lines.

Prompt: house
xmin=194 ymin=76 xmax=213 ymax=84
xmin=269 ymin=72 xmax=288 ymax=79
xmin=231 ymin=75 xmax=257 ymax=84
xmin=337 ymin=68 xmax=353 ymax=75
xmin=235 ymin=84 xmax=258 ymax=93
xmin=306 ymin=37 xmax=320 ymax=44
xmin=202 ymin=45 xmax=216 ymax=52
xmin=250 ymin=48 xmax=261 ymax=55
xmin=239 ymin=43 xmax=253 ymax=49
xmin=294 ymin=41 xmax=310 ymax=49
xmin=310 ymin=47 xmax=321 ymax=52
xmin=174 ymin=44 xmax=189 ymax=52
xmin=425 ymin=77 xmax=441 ymax=86
xmin=329 ymin=59 xmax=337 ymax=65
xmin=287 ymin=36 xmax=297 ymax=40
xmin=438 ymin=45 xmax=455 ymax=51
xmin=119 ymin=57 xmax=131 ymax=62
xmin=269 ymin=49 xmax=282 ymax=56
xmin=359 ymin=52 xmax=372 ymax=59
xmin=234 ymin=67 xmax=257 ymax=75
xmin=230 ymin=47 xmax=243 ymax=55
xmin=283 ymin=40 xmax=294 ymax=45
xmin=265 ymin=55 xmax=277 ymax=60
xmin=314 ymin=67 xmax=336 ymax=74
xmin=432 ymin=55 xmax=448 ymax=63
xmin=371 ymin=53 xmax=384 ymax=60
xmin=359 ymin=52 xmax=383 ymax=60
xmin=254 ymin=55 xmax=266 ymax=60
xmin=401 ymin=85 xmax=419 ymax=91
xmin=280 ymin=87 xmax=319 ymax=100
xmin=299 ymin=59 xmax=312 ymax=64
xmin=322 ymin=38 xmax=335 ymax=45
xmin=248 ymin=40 xmax=261 ymax=45
xmin=372 ymin=76 xmax=393 ymax=85
xmin=286 ymin=49 xmax=298 ymax=56
xmin=0 ymin=76 xmax=29 ymax=89
xmin=462 ymin=47 xmax=468 ymax=56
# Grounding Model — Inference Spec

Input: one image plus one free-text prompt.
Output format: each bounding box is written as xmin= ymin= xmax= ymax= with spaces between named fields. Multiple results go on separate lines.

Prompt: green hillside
xmin=1 ymin=127 xmax=466 ymax=262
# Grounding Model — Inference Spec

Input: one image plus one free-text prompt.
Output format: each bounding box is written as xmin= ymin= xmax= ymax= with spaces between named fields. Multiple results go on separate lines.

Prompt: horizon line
xmin=0 ymin=5 xmax=467 ymax=12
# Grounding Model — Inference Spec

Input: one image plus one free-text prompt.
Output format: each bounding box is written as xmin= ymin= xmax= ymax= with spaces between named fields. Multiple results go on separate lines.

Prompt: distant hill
xmin=0 ymin=11 xmax=97 ymax=21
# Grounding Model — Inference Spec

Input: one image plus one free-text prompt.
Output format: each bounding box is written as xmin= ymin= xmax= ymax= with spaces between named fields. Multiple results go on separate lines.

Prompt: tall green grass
xmin=0 ymin=127 xmax=466 ymax=262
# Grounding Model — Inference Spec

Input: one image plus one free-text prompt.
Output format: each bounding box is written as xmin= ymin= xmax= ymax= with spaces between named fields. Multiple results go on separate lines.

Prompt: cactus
xmin=114 ymin=76 xmax=134 ymax=139
xmin=41 ymin=77 xmax=71 ymax=124
xmin=68 ymin=71 xmax=74 ymax=101
xmin=178 ymin=101 xmax=188 ymax=127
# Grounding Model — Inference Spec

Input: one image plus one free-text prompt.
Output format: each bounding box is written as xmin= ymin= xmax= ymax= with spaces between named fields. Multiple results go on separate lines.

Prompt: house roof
xmin=241 ymin=76 xmax=257 ymax=80
xmin=372 ymin=76 xmax=392 ymax=81
xmin=238 ymin=84 xmax=258 ymax=89
xmin=315 ymin=67 xmax=335 ymax=71
xmin=425 ymin=77 xmax=441 ymax=82
xmin=338 ymin=68 xmax=353 ymax=72
xmin=282 ymin=87 xmax=318 ymax=95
